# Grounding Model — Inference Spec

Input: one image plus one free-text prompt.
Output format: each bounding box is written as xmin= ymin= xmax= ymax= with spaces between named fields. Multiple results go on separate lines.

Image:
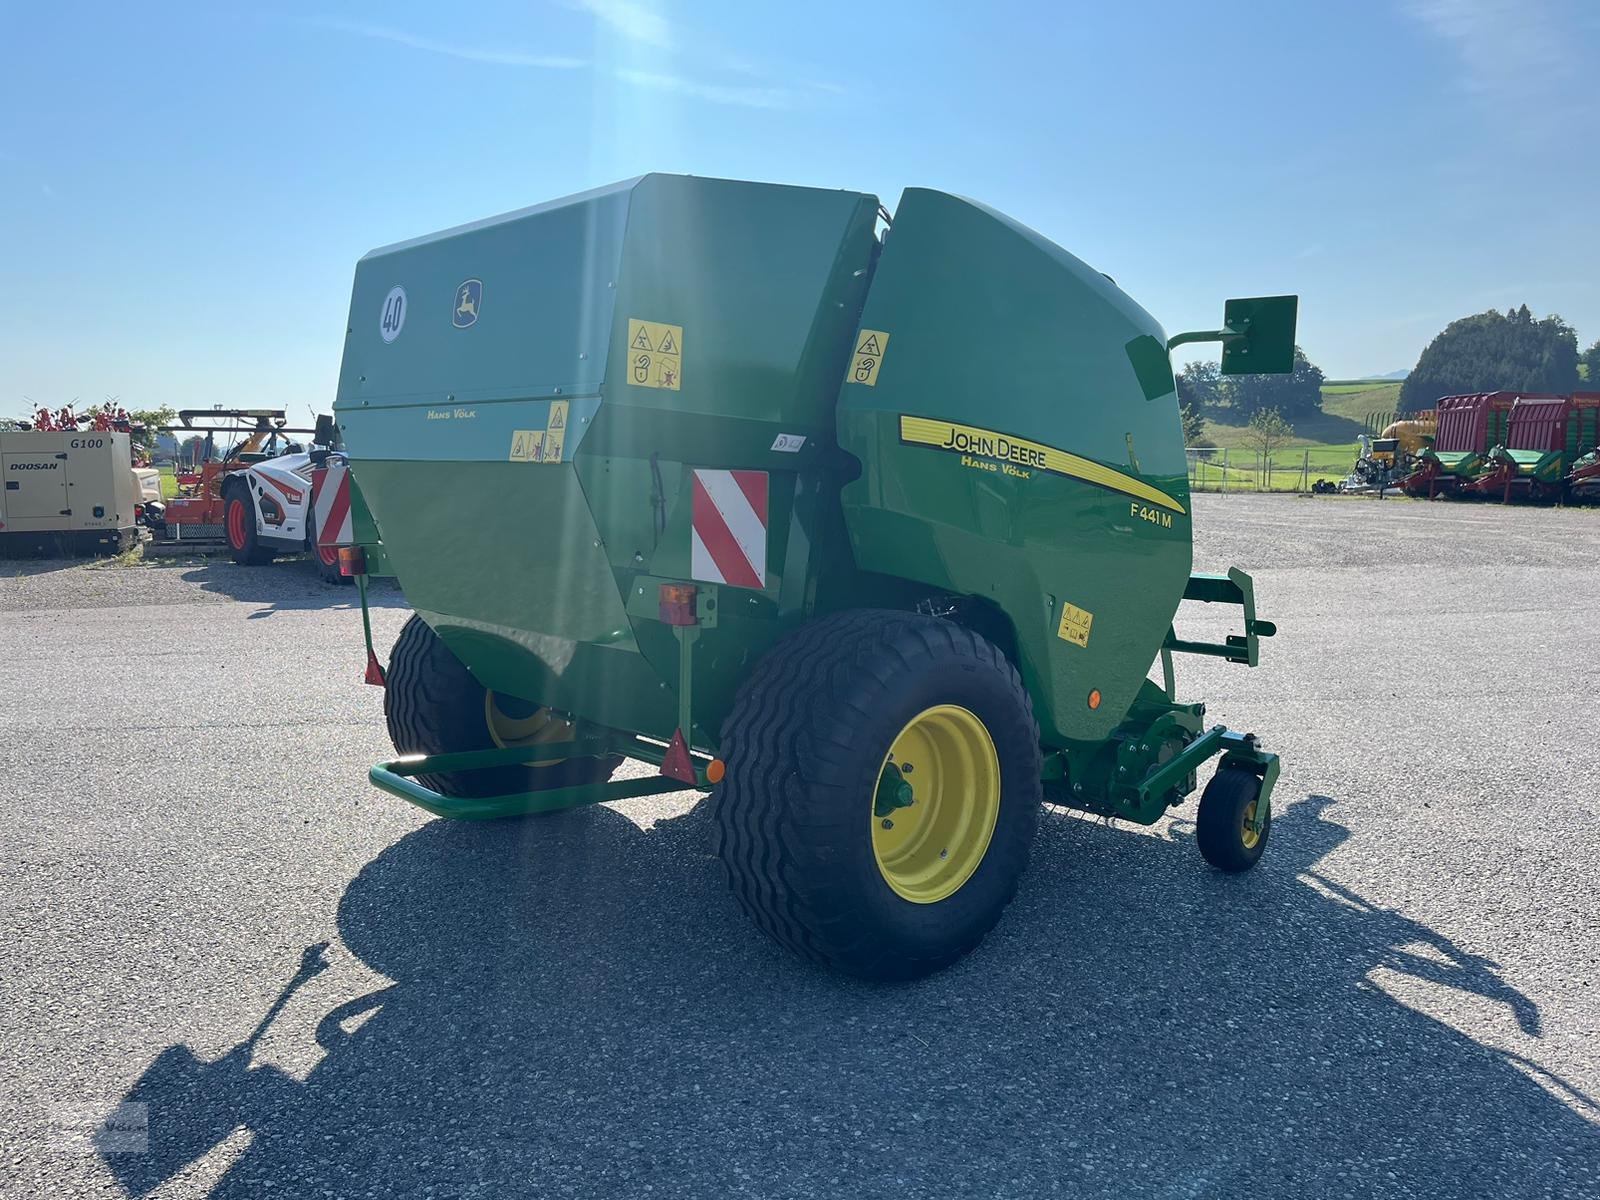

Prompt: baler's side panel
xmin=579 ymin=175 xmax=881 ymax=742
xmin=337 ymin=174 xmax=881 ymax=744
xmin=335 ymin=181 xmax=676 ymax=733
xmin=836 ymin=189 xmax=1192 ymax=746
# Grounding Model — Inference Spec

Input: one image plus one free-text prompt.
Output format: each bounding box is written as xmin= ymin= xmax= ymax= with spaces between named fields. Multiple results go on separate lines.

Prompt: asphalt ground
xmin=1 ymin=494 xmax=1597 ymax=1199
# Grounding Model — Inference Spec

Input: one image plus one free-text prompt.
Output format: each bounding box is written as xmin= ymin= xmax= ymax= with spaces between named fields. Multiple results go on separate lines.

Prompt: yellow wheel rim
xmin=871 ymin=704 xmax=1001 ymax=904
xmin=484 ymin=693 xmax=572 ymax=768
xmin=1241 ymin=800 xmax=1260 ymax=850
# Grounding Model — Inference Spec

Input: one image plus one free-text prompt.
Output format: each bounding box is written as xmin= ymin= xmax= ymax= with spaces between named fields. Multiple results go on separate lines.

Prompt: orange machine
xmin=161 ymin=410 xmax=313 ymax=540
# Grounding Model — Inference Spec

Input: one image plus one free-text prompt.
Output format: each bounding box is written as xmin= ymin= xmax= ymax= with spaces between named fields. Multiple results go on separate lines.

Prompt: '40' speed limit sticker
xmin=379 ymin=285 xmax=407 ymax=344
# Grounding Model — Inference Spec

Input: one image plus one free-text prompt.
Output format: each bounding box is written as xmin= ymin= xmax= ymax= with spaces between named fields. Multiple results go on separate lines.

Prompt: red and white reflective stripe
xmin=690 ymin=469 xmax=767 ymax=589
xmin=312 ymin=461 xmax=354 ymax=547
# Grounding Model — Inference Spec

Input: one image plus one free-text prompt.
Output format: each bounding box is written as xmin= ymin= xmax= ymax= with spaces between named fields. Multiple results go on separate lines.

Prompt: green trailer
xmin=333 ymin=175 xmax=1294 ymax=978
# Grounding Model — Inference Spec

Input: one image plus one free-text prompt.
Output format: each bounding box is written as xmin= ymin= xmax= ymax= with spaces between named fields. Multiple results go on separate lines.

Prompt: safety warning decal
xmin=509 ymin=399 xmax=571 ymax=464
xmin=897 ymin=414 xmax=1188 ymax=515
xmin=845 ymin=329 xmax=890 ymax=387
xmin=627 ymin=318 xmax=683 ymax=390
xmin=313 ymin=461 xmax=353 ymax=548
xmin=1057 ymin=601 xmax=1094 ymax=649
xmin=691 ymin=468 xmax=767 ymax=590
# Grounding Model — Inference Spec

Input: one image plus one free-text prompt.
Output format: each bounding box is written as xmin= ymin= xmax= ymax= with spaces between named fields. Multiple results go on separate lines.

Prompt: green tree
xmin=1175 ymin=360 xmax=1222 ymax=415
xmin=1580 ymin=339 xmax=1600 ymax=384
xmin=1225 ymin=346 xmax=1325 ymax=418
xmin=1243 ymin=407 xmax=1293 ymax=461
xmin=128 ymin=405 xmax=176 ymax=457
xmin=1400 ymin=307 xmax=1579 ymax=411
xmin=1179 ymin=403 xmax=1208 ymax=446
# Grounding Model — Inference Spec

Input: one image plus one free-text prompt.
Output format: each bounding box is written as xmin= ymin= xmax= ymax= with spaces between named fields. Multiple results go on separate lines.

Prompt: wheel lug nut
xmin=881 ymin=819 xmax=893 ymax=830
xmin=939 ymin=848 xmax=948 ymax=858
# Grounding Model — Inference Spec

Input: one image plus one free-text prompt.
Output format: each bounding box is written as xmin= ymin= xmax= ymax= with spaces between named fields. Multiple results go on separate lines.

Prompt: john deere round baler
xmin=332 ymin=175 xmax=1294 ymax=979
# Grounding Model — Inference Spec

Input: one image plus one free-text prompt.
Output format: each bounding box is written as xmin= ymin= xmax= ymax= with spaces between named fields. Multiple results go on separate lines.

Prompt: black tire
xmin=383 ymin=614 xmax=620 ymax=801
xmin=305 ymin=506 xmax=351 ymax=585
xmin=712 ymin=609 xmax=1041 ymax=980
xmin=1195 ymin=768 xmax=1269 ymax=872
xmin=224 ymin=486 xmax=273 ymax=565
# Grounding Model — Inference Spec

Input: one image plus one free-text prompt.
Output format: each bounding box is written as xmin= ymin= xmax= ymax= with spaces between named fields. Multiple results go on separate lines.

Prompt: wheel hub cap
xmin=484 ymin=693 xmax=573 ymax=767
xmin=871 ymin=704 xmax=1001 ymax=904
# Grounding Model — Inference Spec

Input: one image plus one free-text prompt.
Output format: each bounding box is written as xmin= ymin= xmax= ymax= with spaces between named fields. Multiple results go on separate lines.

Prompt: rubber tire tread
xmin=711 ymin=608 xmax=1041 ymax=980
xmin=305 ymin=505 xmax=352 ymax=586
xmin=224 ymin=486 xmax=273 ymax=566
xmin=1195 ymin=767 xmax=1269 ymax=872
xmin=383 ymin=614 xmax=620 ymax=801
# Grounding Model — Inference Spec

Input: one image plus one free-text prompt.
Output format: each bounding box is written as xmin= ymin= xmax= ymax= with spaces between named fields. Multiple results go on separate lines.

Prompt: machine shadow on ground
xmin=153 ymin=557 xmax=409 ymax=613
xmin=105 ymin=795 xmax=1599 ymax=1198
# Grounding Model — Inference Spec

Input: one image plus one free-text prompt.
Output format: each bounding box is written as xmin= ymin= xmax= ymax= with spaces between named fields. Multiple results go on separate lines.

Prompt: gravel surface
xmin=1 ymin=496 xmax=1597 ymax=1199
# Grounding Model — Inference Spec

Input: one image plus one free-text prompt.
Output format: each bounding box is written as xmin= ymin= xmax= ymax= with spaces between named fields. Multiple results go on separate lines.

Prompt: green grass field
xmin=158 ymin=464 xmax=179 ymax=499
xmin=1191 ymin=381 xmax=1406 ymax=491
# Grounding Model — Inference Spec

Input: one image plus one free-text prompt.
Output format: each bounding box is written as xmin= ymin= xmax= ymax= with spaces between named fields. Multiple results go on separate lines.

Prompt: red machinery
xmin=160 ymin=410 xmax=314 ymax=540
xmin=1461 ymin=395 xmax=1573 ymax=501
xmin=1400 ymin=393 xmax=1515 ymax=498
xmin=1562 ymin=393 xmax=1600 ymax=500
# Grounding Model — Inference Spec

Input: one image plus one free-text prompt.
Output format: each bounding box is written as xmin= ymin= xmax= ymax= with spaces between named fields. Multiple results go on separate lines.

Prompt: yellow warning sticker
xmin=509 ymin=399 xmax=572 ymax=463
xmin=509 ymin=430 xmax=543 ymax=462
xmin=1057 ymin=602 xmax=1094 ymax=648
xmin=846 ymin=328 xmax=890 ymax=387
xmin=543 ymin=400 xmax=568 ymax=463
xmin=627 ymin=318 xmax=683 ymax=390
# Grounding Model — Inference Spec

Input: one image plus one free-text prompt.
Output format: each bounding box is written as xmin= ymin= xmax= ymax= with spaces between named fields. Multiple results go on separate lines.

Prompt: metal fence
xmin=1185 ymin=447 xmax=1352 ymax=494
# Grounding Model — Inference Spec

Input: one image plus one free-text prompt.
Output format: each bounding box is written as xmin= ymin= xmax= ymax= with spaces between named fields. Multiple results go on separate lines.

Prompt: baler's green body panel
xmin=337 ymin=175 xmax=878 ymax=742
xmin=836 ymin=190 xmax=1190 ymax=746
xmin=336 ymin=174 xmax=1246 ymax=767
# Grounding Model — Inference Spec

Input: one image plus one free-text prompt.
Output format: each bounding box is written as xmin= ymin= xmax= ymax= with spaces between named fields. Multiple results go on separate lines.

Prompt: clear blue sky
xmin=3 ymin=0 xmax=1597 ymax=416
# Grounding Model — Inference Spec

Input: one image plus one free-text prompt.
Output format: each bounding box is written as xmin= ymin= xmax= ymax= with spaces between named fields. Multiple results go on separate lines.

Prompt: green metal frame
xmin=1162 ymin=568 xmax=1278 ymax=668
xmin=1039 ymin=567 xmax=1281 ymax=829
xmin=360 ymin=563 xmax=1279 ymax=834
xmin=369 ymin=735 xmax=715 ymax=821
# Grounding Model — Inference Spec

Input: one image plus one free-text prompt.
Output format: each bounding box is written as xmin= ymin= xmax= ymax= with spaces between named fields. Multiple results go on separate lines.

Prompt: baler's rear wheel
xmin=1195 ymin=768 xmax=1269 ymax=872
xmin=384 ymin=614 xmax=620 ymax=803
xmin=712 ymin=609 xmax=1041 ymax=980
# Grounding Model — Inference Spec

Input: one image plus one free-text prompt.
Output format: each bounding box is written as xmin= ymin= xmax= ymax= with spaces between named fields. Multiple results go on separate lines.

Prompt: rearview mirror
xmin=1219 ymin=295 xmax=1298 ymax=376
xmin=1165 ymin=294 xmax=1299 ymax=376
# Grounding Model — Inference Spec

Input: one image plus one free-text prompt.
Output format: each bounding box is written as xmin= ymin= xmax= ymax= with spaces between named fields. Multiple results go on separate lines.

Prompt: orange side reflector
xmin=659 ymin=582 xmax=698 ymax=626
xmin=706 ymin=758 xmax=726 ymax=784
xmin=1087 ymin=689 xmax=1102 ymax=710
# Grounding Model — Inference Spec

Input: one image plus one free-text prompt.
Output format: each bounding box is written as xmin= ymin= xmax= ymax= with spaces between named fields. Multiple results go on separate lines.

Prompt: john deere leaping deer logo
xmin=452 ymin=279 xmax=483 ymax=329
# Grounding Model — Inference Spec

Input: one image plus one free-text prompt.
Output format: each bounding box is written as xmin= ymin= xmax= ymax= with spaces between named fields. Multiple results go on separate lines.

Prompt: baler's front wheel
xmin=1195 ymin=768 xmax=1269 ymax=872
xmin=384 ymin=614 xmax=620 ymax=803
xmin=712 ymin=610 xmax=1041 ymax=980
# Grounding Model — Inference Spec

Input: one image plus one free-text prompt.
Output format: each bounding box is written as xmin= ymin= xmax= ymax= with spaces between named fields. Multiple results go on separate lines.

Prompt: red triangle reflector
xmin=365 ymin=650 xmax=387 ymax=687
xmin=660 ymin=729 xmax=697 ymax=784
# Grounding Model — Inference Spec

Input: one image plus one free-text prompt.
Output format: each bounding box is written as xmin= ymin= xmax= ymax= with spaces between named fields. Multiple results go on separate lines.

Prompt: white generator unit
xmin=0 ymin=430 xmax=139 ymax=555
